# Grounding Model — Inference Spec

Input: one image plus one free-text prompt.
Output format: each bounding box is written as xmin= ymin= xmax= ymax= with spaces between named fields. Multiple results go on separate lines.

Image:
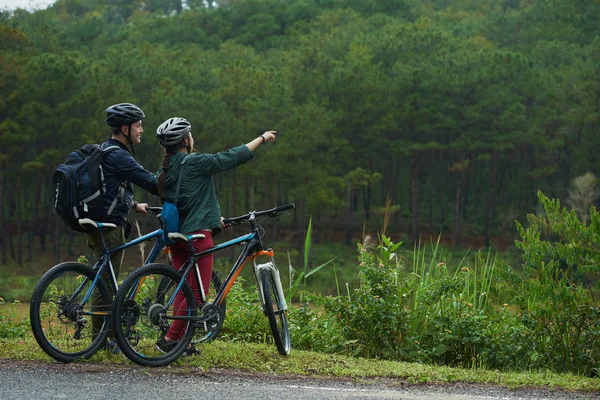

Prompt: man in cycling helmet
xmin=86 ymin=102 xmax=160 ymax=352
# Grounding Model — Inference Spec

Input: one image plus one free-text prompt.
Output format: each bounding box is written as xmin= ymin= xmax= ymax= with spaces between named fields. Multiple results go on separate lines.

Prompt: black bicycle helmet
xmin=156 ymin=117 xmax=192 ymax=148
xmin=105 ymin=103 xmax=145 ymax=128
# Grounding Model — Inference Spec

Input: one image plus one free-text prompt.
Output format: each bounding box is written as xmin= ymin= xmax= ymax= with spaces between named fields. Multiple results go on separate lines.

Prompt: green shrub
xmin=514 ymin=190 xmax=600 ymax=375
xmin=288 ymin=293 xmax=345 ymax=354
xmin=219 ymin=278 xmax=271 ymax=345
xmin=0 ymin=301 xmax=30 ymax=339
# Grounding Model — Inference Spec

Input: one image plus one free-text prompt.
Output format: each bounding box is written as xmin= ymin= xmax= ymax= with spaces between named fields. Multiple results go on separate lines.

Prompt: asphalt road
xmin=0 ymin=361 xmax=598 ymax=400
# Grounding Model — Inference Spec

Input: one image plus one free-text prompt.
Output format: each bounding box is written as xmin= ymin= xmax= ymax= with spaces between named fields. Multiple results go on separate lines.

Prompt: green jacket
xmin=162 ymin=145 xmax=254 ymax=234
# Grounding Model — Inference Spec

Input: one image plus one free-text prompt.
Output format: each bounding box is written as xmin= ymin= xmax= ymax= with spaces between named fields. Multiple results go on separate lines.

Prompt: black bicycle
xmin=29 ymin=208 xmax=223 ymax=362
xmin=111 ymin=203 xmax=294 ymax=367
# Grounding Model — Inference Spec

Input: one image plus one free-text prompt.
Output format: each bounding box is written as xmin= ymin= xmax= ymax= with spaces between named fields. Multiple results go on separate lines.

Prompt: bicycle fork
xmin=253 ymin=254 xmax=288 ymax=313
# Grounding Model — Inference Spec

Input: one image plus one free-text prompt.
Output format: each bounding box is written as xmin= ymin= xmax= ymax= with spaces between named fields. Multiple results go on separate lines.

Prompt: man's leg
xmin=85 ymin=227 xmax=125 ymax=342
xmin=102 ymin=227 xmax=126 ymax=293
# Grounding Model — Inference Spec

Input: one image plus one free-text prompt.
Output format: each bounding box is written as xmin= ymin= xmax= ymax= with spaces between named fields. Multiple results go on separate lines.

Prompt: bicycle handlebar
xmin=146 ymin=206 xmax=163 ymax=216
xmin=223 ymin=203 xmax=295 ymax=226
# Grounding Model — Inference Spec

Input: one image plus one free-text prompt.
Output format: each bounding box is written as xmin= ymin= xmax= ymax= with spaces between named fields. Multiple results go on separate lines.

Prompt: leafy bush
xmin=0 ymin=300 xmax=30 ymax=339
xmin=515 ymin=190 xmax=600 ymax=375
xmin=319 ymin=235 xmax=501 ymax=365
xmin=302 ymin=223 xmax=600 ymax=376
xmin=288 ymin=294 xmax=345 ymax=354
xmin=219 ymin=278 xmax=271 ymax=344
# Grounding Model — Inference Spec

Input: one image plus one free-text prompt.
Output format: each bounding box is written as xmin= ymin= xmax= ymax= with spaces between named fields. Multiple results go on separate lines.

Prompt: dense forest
xmin=1 ymin=0 xmax=600 ymax=265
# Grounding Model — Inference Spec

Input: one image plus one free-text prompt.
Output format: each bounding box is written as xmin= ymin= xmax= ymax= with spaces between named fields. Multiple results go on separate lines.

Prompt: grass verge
xmin=1 ymin=337 xmax=599 ymax=394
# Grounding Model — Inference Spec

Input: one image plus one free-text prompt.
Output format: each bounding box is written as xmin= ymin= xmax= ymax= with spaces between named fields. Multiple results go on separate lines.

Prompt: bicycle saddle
xmin=78 ymin=218 xmax=117 ymax=230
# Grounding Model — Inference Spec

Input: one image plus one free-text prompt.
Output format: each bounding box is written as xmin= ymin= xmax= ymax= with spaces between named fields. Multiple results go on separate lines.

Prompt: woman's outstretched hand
xmin=246 ymin=130 xmax=277 ymax=152
xmin=262 ymin=131 xmax=277 ymax=143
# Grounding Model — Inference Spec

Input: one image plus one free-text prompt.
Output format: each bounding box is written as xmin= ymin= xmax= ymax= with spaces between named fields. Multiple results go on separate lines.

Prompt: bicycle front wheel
xmin=112 ymin=263 xmax=197 ymax=367
xmin=30 ymin=262 xmax=112 ymax=362
xmin=260 ymin=268 xmax=291 ymax=355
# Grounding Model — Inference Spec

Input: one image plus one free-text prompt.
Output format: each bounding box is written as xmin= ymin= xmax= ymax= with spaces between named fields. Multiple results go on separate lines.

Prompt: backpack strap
xmin=173 ymin=156 xmax=189 ymax=206
xmin=101 ymin=145 xmax=126 ymax=216
xmin=100 ymin=146 xmax=120 ymax=196
xmin=107 ymin=186 xmax=124 ymax=216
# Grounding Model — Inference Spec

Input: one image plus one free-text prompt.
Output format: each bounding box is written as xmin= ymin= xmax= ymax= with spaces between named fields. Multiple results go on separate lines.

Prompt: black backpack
xmin=52 ymin=144 xmax=120 ymax=232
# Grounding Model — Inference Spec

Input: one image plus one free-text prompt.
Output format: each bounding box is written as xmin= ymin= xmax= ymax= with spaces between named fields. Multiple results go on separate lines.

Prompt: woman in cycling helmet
xmin=155 ymin=117 xmax=276 ymax=354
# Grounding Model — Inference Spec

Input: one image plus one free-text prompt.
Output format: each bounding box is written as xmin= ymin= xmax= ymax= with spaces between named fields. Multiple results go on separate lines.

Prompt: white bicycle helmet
xmin=156 ymin=117 xmax=191 ymax=148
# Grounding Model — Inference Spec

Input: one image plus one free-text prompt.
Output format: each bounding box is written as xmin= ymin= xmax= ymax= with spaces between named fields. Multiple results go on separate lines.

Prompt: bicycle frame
xmin=77 ymin=228 xmax=168 ymax=311
xmin=161 ymin=214 xmax=289 ymax=323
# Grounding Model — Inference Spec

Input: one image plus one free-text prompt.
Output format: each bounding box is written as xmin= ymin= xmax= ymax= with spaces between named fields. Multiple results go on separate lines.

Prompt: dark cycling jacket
xmin=100 ymin=139 xmax=159 ymax=227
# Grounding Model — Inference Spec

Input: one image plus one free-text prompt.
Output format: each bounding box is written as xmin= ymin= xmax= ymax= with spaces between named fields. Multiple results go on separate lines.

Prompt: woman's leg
xmin=165 ymin=231 xmax=214 ymax=341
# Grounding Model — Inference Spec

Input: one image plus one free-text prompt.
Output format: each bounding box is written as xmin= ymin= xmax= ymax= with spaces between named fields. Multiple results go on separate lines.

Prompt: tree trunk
xmin=28 ymin=232 xmax=33 ymax=262
xmin=9 ymin=232 xmax=15 ymax=262
xmin=362 ymin=184 xmax=371 ymax=220
xmin=452 ymin=163 xmax=470 ymax=249
xmin=272 ymin=177 xmax=279 ymax=243
xmin=33 ymin=178 xmax=41 ymax=257
xmin=244 ymin=177 xmax=251 ymax=213
xmin=40 ymin=201 xmax=50 ymax=252
xmin=438 ymin=154 xmax=447 ymax=228
xmin=483 ymin=152 xmax=498 ymax=247
xmin=68 ymin=230 xmax=75 ymax=256
xmin=453 ymin=181 xmax=462 ymax=248
xmin=345 ymin=187 xmax=353 ymax=245
xmin=0 ymin=163 xmax=5 ymax=265
xmin=462 ymin=174 xmax=470 ymax=221
xmin=410 ymin=152 xmax=420 ymax=243
xmin=295 ymin=199 xmax=305 ymax=268
xmin=438 ymin=190 xmax=445 ymax=231
xmin=54 ymin=217 xmax=61 ymax=264
xmin=231 ymin=169 xmax=237 ymax=219
xmin=8 ymin=186 xmax=15 ymax=261
xmin=394 ymin=160 xmax=402 ymax=228
xmin=363 ymin=160 xmax=373 ymax=219
xmin=17 ymin=174 xmax=22 ymax=266
xmin=40 ymin=217 xmax=48 ymax=252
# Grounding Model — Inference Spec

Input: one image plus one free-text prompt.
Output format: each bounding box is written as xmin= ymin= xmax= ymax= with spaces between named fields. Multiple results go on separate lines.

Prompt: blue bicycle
xmin=29 ymin=208 xmax=224 ymax=363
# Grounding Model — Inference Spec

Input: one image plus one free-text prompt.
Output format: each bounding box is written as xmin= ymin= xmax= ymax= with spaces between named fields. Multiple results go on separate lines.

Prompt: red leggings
xmin=165 ymin=230 xmax=213 ymax=341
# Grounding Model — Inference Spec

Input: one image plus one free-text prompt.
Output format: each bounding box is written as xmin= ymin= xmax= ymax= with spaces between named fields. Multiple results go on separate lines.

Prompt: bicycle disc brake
xmin=61 ymin=301 xmax=87 ymax=340
xmin=121 ymin=299 xmax=141 ymax=325
xmin=146 ymin=303 xmax=170 ymax=331
xmin=121 ymin=299 xmax=141 ymax=345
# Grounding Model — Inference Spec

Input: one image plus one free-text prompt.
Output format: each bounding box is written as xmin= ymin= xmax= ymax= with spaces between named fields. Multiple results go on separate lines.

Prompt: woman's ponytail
xmin=157 ymin=149 xmax=176 ymax=199
xmin=157 ymin=133 xmax=191 ymax=199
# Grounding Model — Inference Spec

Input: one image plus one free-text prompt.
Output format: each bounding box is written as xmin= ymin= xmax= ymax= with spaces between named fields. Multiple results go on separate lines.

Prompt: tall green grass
xmin=286 ymin=216 xmax=336 ymax=302
xmin=274 ymin=191 xmax=600 ymax=376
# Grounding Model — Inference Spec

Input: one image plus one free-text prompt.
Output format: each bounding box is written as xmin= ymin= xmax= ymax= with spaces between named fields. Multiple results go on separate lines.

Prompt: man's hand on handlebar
xmin=145 ymin=206 xmax=163 ymax=216
xmin=134 ymin=203 xmax=150 ymax=214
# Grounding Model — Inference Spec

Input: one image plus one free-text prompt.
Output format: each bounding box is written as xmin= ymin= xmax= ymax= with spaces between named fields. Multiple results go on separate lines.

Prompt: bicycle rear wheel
xmin=112 ymin=263 xmax=196 ymax=367
xmin=260 ymin=268 xmax=291 ymax=355
xmin=157 ymin=270 xmax=226 ymax=344
xmin=30 ymin=262 xmax=111 ymax=362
